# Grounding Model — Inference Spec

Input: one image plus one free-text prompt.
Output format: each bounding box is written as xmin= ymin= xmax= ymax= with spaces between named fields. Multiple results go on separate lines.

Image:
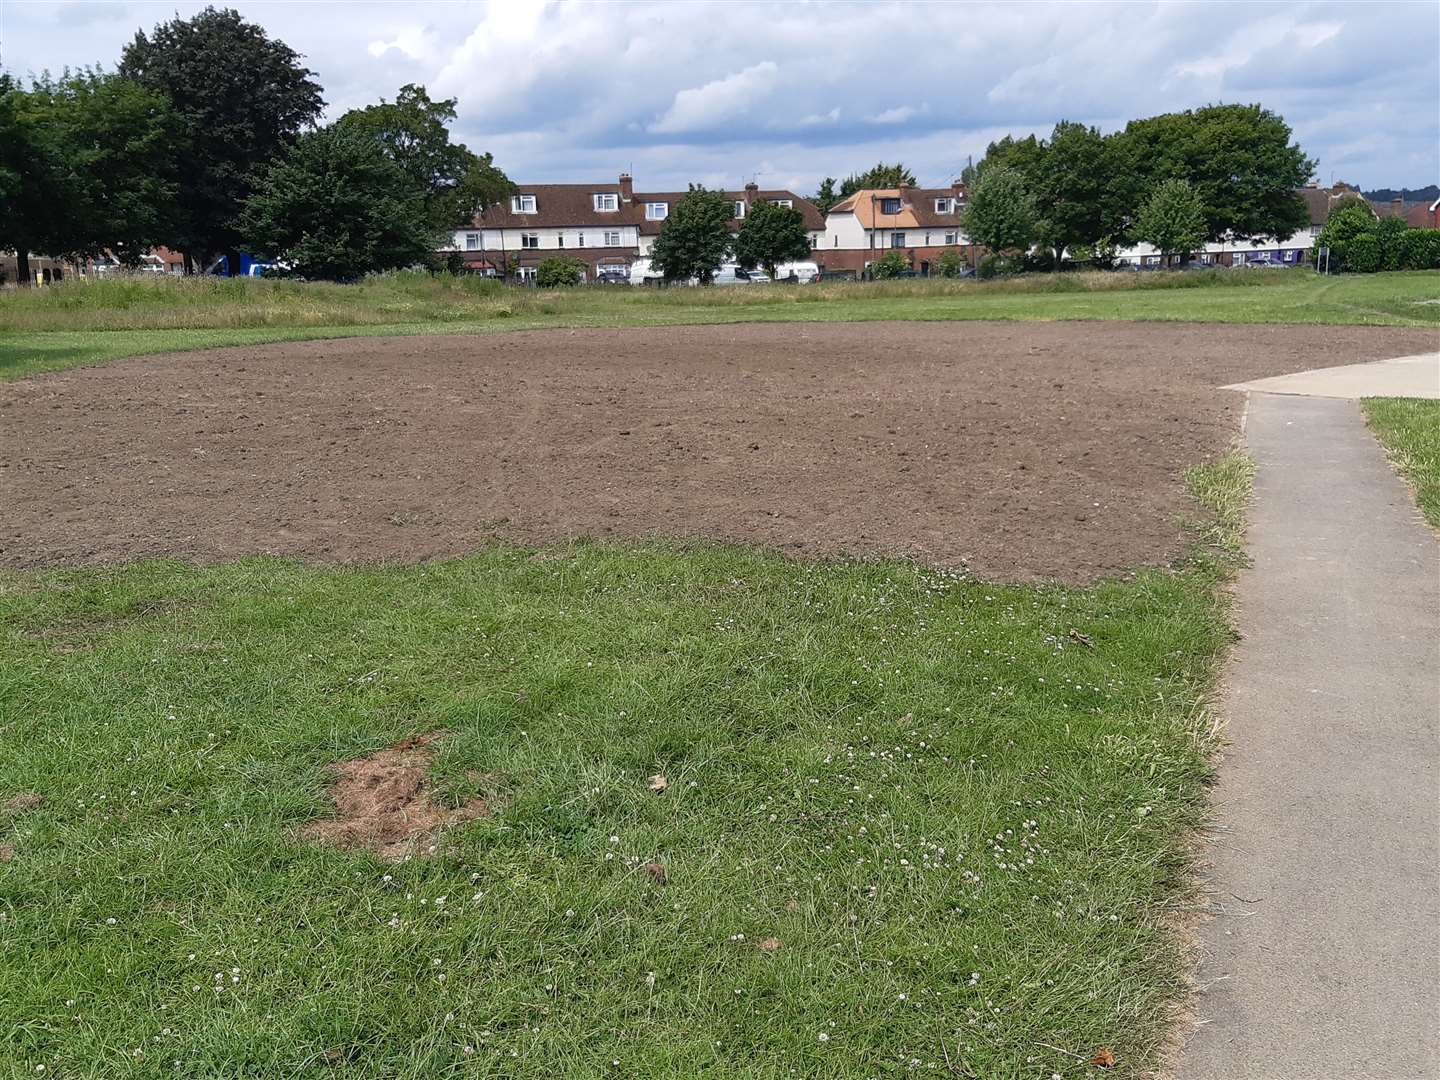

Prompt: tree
xmin=838 ymin=162 xmax=916 ymax=197
xmin=237 ymin=125 xmax=436 ymax=281
xmin=649 ymin=186 xmax=733 ymax=284
xmin=935 ymin=249 xmax=965 ymax=278
xmin=119 ymin=6 xmax=324 ymax=271
xmin=0 ymin=71 xmax=178 ymax=283
xmin=1345 ymin=233 xmax=1382 ymax=273
xmin=338 ymin=84 xmax=512 ymax=232
xmin=869 ymin=250 xmax=911 ymax=279
xmin=961 ymin=166 xmax=1035 ymax=255
xmin=813 ymin=177 xmax=839 ymax=214
xmin=1134 ymin=179 xmax=1207 ymax=266
xmin=733 ymin=199 xmax=812 ymax=279
xmin=1371 ymin=216 xmax=1409 ymax=271
xmin=1112 ymin=103 xmax=1312 ymax=244
xmin=535 ymin=255 xmax=586 ymax=287
xmin=1313 ymin=198 xmax=1377 ymax=269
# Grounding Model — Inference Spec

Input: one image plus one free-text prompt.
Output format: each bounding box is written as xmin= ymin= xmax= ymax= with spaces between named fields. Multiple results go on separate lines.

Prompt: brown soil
xmin=298 ymin=734 xmax=486 ymax=861
xmin=4 ymin=793 xmax=44 ymax=814
xmin=3 ymin=321 xmax=1434 ymax=582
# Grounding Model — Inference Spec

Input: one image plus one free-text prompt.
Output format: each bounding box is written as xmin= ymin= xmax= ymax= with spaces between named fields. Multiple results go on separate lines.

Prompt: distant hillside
xmin=1364 ymin=184 xmax=1438 ymax=203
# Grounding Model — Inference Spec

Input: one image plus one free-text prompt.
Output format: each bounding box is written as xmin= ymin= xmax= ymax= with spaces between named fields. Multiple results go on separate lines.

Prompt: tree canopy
xmin=1133 ymin=178 xmax=1207 ymax=264
xmin=838 ymin=162 xmax=916 ymax=197
xmin=733 ymin=199 xmax=812 ymax=279
xmin=649 ymin=186 xmax=733 ymax=284
xmin=238 ymin=124 xmax=435 ymax=281
xmin=119 ymin=5 xmax=324 ymax=268
xmin=337 ymin=84 xmax=512 ymax=231
xmin=961 ymin=167 xmax=1036 ymax=255
xmin=812 ymin=177 xmax=839 ymax=214
xmin=0 ymin=70 xmax=179 ymax=283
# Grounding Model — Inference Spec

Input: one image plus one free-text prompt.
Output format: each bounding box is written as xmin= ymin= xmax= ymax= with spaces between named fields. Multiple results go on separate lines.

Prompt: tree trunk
xmin=16 ymin=250 xmax=31 ymax=286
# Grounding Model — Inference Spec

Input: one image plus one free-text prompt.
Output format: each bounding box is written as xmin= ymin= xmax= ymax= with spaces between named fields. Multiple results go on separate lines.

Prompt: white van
xmin=712 ymin=264 xmax=768 ymax=285
xmin=773 ymin=261 xmax=820 ymax=284
xmin=628 ymin=259 xmax=665 ymax=286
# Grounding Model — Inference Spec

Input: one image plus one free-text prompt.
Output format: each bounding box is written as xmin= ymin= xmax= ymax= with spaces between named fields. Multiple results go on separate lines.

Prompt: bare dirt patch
xmin=299 ymin=734 xmax=486 ymax=860
xmin=3 ymin=321 xmax=1435 ymax=582
xmin=4 ymin=793 xmax=44 ymax=814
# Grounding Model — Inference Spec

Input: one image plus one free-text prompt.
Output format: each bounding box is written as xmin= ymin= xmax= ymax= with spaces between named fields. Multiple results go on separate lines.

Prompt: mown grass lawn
xmin=1363 ymin=398 xmax=1440 ymax=528
xmin=0 ymin=459 xmax=1248 ymax=1079
xmin=2 ymin=268 xmax=1436 ymax=381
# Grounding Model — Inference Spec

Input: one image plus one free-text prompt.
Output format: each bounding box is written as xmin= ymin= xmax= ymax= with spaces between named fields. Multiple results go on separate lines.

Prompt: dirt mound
xmin=299 ymin=734 xmax=486 ymax=860
xmin=4 ymin=793 xmax=43 ymax=814
xmin=4 ymin=321 xmax=1436 ymax=582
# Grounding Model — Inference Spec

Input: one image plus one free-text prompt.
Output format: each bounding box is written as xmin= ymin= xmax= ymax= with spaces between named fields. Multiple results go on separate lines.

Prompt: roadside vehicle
xmin=774 ymin=261 xmax=820 ymax=283
xmin=712 ymin=265 xmax=765 ymax=285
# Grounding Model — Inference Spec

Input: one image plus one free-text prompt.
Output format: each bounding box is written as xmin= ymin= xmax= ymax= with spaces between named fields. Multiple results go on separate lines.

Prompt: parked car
xmin=774 ymin=261 xmax=820 ymax=283
xmin=595 ymin=267 xmax=630 ymax=285
xmin=713 ymin=265 xmax=765 ymax=285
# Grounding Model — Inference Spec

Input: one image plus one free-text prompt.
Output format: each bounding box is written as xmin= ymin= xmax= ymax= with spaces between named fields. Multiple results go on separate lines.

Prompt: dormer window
xmin=733 ymin=201 xmax=746 ymax=218
xmin=769 ymin=198 xmax=793 ymax=208
xmin=879 ymin=197 xmax=902 ymax=214
xmin=593 ymin=193 xmax=618 ymax=212
xmin=512 ymin=194 xmax=537 ymax=213
xmin=646 ymin=202 xmax=669 ymax=220
xmin=935 ymin=197 xmax=955 ymax=214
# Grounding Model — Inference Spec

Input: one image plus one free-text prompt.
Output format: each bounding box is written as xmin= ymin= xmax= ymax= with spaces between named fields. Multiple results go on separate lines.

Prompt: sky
xmin=2 ymin=0 xmax=1436 ymax=194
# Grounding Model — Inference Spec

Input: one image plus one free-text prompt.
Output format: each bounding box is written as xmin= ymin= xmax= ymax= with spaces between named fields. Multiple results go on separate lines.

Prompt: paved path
xmin=1223 ymin=351 xmax=1440 ymax=399
xmin=1178 ymin=390 xmax=1440 ymax=1080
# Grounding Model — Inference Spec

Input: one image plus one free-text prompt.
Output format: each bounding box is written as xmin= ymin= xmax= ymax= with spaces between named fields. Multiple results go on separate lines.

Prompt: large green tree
xmin=838 ymin=162 xmax=916 ymax=197
xmin=238 ymin=124 xmax=436 ymax=281
xmin=733 ymin=199 xmax=812 ymax=279
xmin=649 ymin=186 xmax=733 ymax=284
xmin=1112 ymin=103 xmax=1312 ymax=243
xmin=1133 ymin=178 xmax=1207 ymax=265
xmin=0 ymin=71 xmax=178 ymax=283
xmin=119 ymin=5 xmax=324 ymax=271
xmin=961 ymin=166 xmax=1036 ymax=255
xmin=337 ymin=84 xmax=512 ymax=232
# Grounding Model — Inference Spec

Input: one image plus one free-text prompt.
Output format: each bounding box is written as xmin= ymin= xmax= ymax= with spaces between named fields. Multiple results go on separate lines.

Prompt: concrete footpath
xmin=1178 ymin=391 xmax=1440 ymax=1080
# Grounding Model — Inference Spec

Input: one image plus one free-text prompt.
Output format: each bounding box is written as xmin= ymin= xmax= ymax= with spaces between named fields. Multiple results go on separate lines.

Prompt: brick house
xmin=1405 ymin=198 xmax=1440 ymax=229
xmin=817 ymin=181 xmax=974 ymax=276
xmin=443 ymin=173 xmax=823 ymax=280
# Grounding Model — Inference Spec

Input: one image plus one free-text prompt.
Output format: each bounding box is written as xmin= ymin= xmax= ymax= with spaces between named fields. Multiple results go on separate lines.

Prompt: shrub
xmin=977 ymin=253 xmax=1023 ymax=279
xmin=1373 ymin=216 xmax=1410 ymax=271
xmin=869 ymin=251 xmax=911 ymax=279
xmin=535 ymin=255 xmax=586 ymax=287
xmin=1346 ymin=233 xmax=1382 ymax=273
xmin=1398 ymin=228 xmax=1440 ymax=270
xmin=935 ymin=249 xmax=965 ymax=278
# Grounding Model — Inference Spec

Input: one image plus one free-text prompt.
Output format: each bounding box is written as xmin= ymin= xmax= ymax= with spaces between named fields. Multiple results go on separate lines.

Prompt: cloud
xmin=0 ymin=1 xmax=1434 ymax=192
xmin=649 ymin=61 xmax=780 ymax=134
xmin=867 ymin=105 xmax=923 ymax=125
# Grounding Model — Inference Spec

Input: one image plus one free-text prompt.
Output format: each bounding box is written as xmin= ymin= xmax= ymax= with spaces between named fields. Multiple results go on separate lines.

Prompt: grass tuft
xmin=1362 ymin=397 xmax=1440 ymax=528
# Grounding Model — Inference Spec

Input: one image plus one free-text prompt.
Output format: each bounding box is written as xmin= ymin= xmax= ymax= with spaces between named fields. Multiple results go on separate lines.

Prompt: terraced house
xmin=817 ymin=181 xmax=974 ymax=276
xmin=444 ymin=173 xmax=824 ymax=281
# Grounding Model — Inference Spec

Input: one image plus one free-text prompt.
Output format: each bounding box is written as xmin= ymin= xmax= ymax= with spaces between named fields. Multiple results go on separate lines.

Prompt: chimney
xmin=1392 ymin=196 xmax=1404 ymax=216
xmin=951 ymin=178 xmax=967 ymax=201
xmin=898 ymin=180 xmax=911 ymax=202
xmin=619 ymin=172 xmax=633 ymax=201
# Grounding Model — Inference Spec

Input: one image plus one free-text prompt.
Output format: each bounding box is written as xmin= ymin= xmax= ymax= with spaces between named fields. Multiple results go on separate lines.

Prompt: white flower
xmin=817 ymin=1032 xmax=829 ymax=1043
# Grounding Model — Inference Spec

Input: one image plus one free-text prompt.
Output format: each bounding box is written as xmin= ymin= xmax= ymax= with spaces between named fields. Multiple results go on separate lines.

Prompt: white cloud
xmin=867 ymin=105 xmax=923 ymax=125
xmin=798 ymin=107 xmax=841 ymax=127
xmin=650 ymin=61 xmax=780 ymax=134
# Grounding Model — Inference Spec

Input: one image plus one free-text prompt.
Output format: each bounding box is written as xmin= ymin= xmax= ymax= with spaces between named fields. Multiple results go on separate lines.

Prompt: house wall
xmin=817 ymin=244 xmax=979 ymax=275
xmin=445 ymin=226 xmax=640 ymax=254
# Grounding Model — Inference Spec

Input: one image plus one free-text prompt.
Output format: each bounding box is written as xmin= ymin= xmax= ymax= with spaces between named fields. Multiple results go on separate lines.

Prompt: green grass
xmin=0 ymin=454 xmax=1249 ymax=1079
xmin=1363 ymin=398 xmax=1440 ymax=527
xmin=3 ymin=268 xmax=1436 ymax=380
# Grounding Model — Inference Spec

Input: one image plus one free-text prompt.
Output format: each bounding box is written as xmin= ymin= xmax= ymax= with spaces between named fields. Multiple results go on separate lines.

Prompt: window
xmin=925 ymin=232 xmax=931 ymax=246
xmin=557 ymin=233 xmax=565 ymax=247
xmin=521 ymin=233 xmax=539 ymax=249
xmin=833 ymin=235 xmax=838 ymax=247
xmin=593 ymin=192 xmax=618 ymax=212
xmin=1309 ymin=224 xmax=1322 ymax=236
xmin=511 ymin=194 xmax=537 ymax=213
xmin=944 ymin=232 xmax=957 ymax=245
xmin=934 ymin=198 xmax=954 ymax=214
xmin=465 ymin=233 xmax=480 ymax=250
xmin=733 ymin=201 xmax=746 ymax=218
xmin=879 ymin=197 xmax=901 ymax=214
xmin=646 ymin=202 xmax=668 ymax=220
xmin=604 ymin=230 xmax=622 ymax=247
xmin=517 ymin=266 xmax=536 ymax=282
xmin=770 ymin=198 xmax=792 ymax=208
xmin=577 ymin=233 xmax=585 ymax=247
xmin=890 ymin=232 xmax=906 ymax=248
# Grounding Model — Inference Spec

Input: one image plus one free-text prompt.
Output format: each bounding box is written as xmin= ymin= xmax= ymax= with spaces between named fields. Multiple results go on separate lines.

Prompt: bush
xmin=1373 ymin=216 xmax=1409 ymax=271
xmin=977 ymin=253 xmax=1023 ymax=279
xmin=935 ymin=249 xmax=965 ymax=278
xmin=1346 ymin=233 xmax=1382 ymax=273
xmin=1398 ymin=228 xmax=1440 ymax=270
xmin=869 ymin=251 xmax=911 ymax=279
xmin=535 ymin=255 xmax=586 ymax=287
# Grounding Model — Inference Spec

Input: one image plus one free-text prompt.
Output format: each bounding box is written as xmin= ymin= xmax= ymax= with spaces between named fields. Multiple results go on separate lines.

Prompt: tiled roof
xmin=827 ymin=188 xmax=967 ymax=229
xmin=468 ymin=182 xmax=823 ymax=233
